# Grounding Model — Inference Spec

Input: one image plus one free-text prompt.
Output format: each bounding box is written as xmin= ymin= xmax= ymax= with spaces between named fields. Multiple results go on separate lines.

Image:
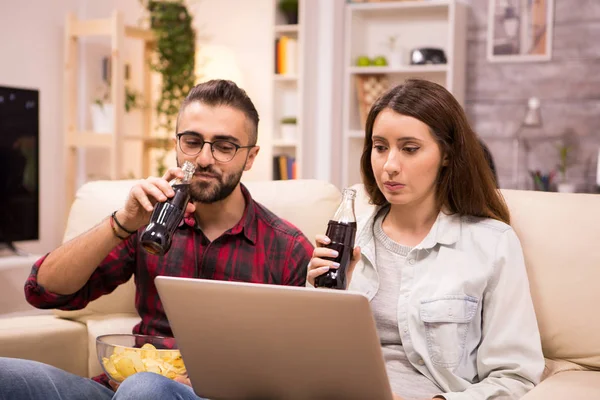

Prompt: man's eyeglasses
xmin=176 ymin=132 xmax=254 ymax=163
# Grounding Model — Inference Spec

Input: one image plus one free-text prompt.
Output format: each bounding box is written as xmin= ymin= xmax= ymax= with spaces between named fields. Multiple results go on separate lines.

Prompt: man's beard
xmin=190 ymin=167 xmax=243 ymax=204
xmin=177 ymin=159 xmax=245 ymax=204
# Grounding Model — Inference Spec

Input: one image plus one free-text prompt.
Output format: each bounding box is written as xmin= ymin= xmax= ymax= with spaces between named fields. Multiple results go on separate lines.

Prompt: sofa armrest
xmin=522 ymin=371 xmax=600 ymax=399
xmin=0 ymin=315 xmax=88 ymax=377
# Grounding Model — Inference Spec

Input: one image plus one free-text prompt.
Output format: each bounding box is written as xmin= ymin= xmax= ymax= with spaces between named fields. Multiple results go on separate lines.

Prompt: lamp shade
xmin=196 ymin=45 xmax=244 ymax=86
xmin=503 ymin=6 xmax=519 ymax=38
xmin=523 ymin=97 xmax=542 ymax=127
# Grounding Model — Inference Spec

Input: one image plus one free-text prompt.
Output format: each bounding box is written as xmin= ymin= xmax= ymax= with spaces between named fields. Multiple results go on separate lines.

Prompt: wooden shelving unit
xmin=274 ymin=24 xmax=299 ymax=34
xmin=63 ymin=11 xmax=156 ymax=211
xmin=341 ymin=0 xmax=468 ymax=187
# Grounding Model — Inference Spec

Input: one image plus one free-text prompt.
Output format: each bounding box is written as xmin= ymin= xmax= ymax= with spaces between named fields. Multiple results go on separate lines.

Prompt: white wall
xmin=189 ymin=0 xmax=274 ymax=182
xmin=0 ymin=0 xmax=81 ymax=254
xmin=306 ymin=0 xmax=345 ymax=187
xmin=0 ymin=0 xmax=324 ymax=254
xmin=81 ymin=0 xmax=275 ymax=182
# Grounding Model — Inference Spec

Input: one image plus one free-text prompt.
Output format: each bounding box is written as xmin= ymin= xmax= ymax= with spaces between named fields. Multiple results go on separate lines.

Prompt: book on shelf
xmin=272 ymin=155 xmax=297 ymax=180
xmin=274 ymin=35 xmax=297 ymax=76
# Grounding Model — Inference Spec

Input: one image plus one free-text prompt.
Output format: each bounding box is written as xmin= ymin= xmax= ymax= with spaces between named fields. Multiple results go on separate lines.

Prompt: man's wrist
xmin=114 ymin=209 xmax=138 ymax=235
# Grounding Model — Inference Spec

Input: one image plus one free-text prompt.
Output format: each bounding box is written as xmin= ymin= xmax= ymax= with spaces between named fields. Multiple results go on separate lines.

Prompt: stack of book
xmin=273 ymin=155 xmax=297 ymax=180
xmin=274 ymin=35 xmax=298 ymax=75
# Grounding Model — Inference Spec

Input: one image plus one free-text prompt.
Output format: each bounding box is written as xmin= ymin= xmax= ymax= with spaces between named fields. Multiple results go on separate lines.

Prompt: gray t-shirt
xmin=371 ymin=211 xmax=442 ymax=400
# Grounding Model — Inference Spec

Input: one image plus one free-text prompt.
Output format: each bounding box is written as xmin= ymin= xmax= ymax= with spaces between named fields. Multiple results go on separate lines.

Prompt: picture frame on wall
xmin=487 ymin=0 xmax=555 ymax=63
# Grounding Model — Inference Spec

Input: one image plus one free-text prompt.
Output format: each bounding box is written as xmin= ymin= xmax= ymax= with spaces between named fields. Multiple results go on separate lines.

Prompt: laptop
xmin=155 ymin=276 xmax=393 ymax=400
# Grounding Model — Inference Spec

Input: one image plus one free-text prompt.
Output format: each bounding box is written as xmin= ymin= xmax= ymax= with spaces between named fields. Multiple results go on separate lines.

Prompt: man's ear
xmin=244 ymin=146 xmax=260 ymax=171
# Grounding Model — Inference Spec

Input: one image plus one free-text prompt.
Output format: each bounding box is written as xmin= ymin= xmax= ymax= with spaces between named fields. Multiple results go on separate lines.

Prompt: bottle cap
xmin=342 ymin=188 xmax=357 ymax=199
xmin=181 ymin=161 xmax=196 ymax=182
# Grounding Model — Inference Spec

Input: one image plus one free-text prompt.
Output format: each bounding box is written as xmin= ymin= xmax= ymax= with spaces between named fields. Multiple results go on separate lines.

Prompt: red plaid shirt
xmin=24 ymin=184 xmax=313 ymax=387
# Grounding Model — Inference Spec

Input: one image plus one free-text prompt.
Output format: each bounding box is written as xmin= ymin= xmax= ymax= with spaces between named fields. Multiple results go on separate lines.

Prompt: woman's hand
xmin=306 ymin=234 xmax=361 ymax=287
xmin=116 ymin=167 xmax=196 ymax=232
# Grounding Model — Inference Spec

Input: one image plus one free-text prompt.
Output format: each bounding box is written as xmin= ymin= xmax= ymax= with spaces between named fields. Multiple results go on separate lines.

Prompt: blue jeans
xmin=0 ymin=357 xmax=203 ymax=400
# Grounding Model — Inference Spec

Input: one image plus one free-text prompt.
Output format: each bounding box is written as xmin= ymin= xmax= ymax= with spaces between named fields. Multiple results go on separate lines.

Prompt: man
xmin=0 ymin=80 xmax=314 ymax=400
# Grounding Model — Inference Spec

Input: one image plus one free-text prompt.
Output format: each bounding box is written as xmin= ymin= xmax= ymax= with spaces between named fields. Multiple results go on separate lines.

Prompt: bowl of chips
xmin=96 ymin=334 xmax=186 ymax=383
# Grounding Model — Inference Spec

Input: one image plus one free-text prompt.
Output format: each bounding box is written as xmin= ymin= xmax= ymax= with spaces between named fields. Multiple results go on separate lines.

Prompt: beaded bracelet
xmin=109 ymin=214 xmax=128 ymax=241
xmin=111 ymin=211 xmax=136 ymax=234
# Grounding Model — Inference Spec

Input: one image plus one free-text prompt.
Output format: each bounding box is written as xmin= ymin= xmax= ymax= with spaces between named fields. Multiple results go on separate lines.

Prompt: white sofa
xmin=0 ymin=179 xmax=599 ymax=398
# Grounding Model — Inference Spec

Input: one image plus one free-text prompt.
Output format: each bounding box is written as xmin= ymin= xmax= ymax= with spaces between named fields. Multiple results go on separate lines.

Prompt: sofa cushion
xmin=62 ymin=179 xmax=138 ymax=243
xmin=243 ymin=179 xmax=342 ymax=244
xmin=54 ymin=277 xmax=137 ymax=320
xmin=521 ymin=371 xmax=600 ymax=399
xmin=350 ymin=183 xmax=376 ymax=218
xmin=55 ymin=179 xmax=342 ymax=320
xmin=76 ymin=313 xmax=141 ymax=378
xmin=542 ymin=358 xmax=588 ymax=380
xmin=53 ymin=277 xmax=137 ymax=320
xmin=0 ymin=315 xmax=88 ymax=376
xmin=62 ymin=178 xmax=342 ymax=247
xmin=502 ymin=190 xmax=600 ymax=370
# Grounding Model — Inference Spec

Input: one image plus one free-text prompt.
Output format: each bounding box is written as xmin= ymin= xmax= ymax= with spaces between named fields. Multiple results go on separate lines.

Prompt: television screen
xmin=0 ymin=85 xmax=39 ymax=244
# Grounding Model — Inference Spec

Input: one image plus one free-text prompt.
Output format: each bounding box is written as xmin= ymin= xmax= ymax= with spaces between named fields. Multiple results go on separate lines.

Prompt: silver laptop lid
xmin=155 ymin=276 xmax=392 ymax=400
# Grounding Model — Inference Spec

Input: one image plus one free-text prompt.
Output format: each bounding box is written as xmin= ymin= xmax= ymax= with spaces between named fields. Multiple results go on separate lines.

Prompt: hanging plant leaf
xmin=142 ymin=0 xmax=196 ymax=174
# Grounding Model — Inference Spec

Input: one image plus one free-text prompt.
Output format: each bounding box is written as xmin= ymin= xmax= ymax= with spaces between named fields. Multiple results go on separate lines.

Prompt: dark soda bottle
xmin=314 ymin=188 xmax=357 ymax=290
xmin=140 ymin=161 xmax=195 ymax=255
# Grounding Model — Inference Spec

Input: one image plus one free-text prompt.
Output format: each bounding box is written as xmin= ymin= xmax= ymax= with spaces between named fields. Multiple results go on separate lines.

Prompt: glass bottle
xmin=314 ymin=188 xmax=357 ymax=290
xmin=140 ymin=161 xmax=195 ymax=255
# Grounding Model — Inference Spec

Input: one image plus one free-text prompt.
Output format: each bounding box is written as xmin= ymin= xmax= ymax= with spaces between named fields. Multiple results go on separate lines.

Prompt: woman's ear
xmin=441 ymin=154 xmax=450 ymax=167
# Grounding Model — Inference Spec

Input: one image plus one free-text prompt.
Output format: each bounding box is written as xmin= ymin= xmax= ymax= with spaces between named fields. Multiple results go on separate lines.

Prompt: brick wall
xmin=464 ymin=0 xmax=600 ymax=192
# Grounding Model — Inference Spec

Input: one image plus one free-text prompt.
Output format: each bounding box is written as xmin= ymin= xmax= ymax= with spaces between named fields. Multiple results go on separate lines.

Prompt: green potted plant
xmin=125 ymin=86 xmax=143 ymax=113
xmin=280 ymin=116 xmax=297 ymax=141
xmin=385 ymin=34 xmax=403 ymax=67
xmin=556 ymin=143 xmax=576 ymax=193
xmin=278 ymin=0 xmax=299 ymax=25
xmin=143 ymin=0 xmax=196 ymax=175
xmin=91 ymin=83 xmax=112 ymax=134
xmin=90 ymin=83 xmax=143 ymax=134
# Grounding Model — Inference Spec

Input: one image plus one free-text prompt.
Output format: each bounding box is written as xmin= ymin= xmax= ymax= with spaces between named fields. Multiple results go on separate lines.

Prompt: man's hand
xmin=392 ymin=394 xmax=405 ymax=400
xmin=174 ymin=375 xmax=192 ymax=387
xmin=118 ymin=167 xmax=196 ymax=232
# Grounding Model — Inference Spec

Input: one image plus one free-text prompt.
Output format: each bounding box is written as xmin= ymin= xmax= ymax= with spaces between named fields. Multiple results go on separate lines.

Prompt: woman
xmin=308 ymin=79 xmax=544 ymax=400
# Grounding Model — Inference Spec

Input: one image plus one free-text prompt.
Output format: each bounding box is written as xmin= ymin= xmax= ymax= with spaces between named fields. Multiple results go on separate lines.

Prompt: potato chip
xmin=140 ymin=343 xmax=159 ymax=360
xmin=115 ymin=356 xmax=136 ymax=378
xmin=101 ymin=343 xmax=186 ymax=383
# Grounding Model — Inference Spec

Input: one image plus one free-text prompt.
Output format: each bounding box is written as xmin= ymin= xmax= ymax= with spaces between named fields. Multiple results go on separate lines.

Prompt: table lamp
xmin=513 ymin=97 xmax=542 ymax=189
xmin=195 ymin=44 xmax=244 ymax=86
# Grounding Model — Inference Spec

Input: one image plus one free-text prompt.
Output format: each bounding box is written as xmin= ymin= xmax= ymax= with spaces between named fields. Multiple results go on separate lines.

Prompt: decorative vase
xmin=282 ymin=10 xmax=298 ymax=24
xmin=557 ymin=182 xmax=576 ymax=193
xmin=280 ymin=124 xmax=297 ymax=141
xmin=90 ymin=103 xmax=114 ymax=134
xmin=388 ymin=50 xmax=404 ymax=68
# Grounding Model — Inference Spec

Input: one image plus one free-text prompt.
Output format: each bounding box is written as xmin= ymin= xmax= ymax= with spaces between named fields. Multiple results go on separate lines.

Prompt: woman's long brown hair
xmin=360 ymin=79 xmax=510 ymax=224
